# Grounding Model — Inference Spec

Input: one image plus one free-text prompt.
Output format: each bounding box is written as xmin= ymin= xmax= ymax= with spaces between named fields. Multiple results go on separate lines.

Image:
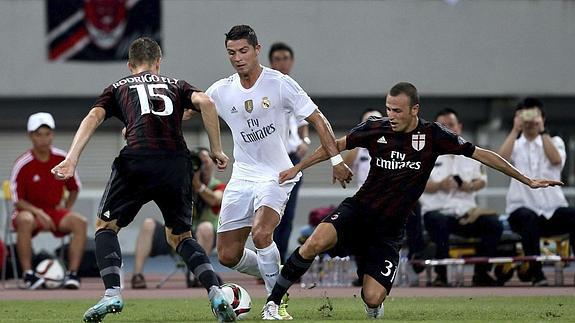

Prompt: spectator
xmin=420 ymin=108 xmax=502 ymax=287
xmin=343 ymin=108 xmax=383 ymax=189
xmin=498 ymin=98 xmax=575 ymax=286
xmin=131 ymin=148 xmax=225 ymax=288
xmin=268 ymin=42 xmax=311 ymax=263
xmin=10 ymin=112 xmax=87 ymax=289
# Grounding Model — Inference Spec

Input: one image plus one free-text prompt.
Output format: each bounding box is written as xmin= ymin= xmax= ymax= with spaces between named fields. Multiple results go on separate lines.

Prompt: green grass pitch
xmin=1 ymin=296 xmax=574 ymax=322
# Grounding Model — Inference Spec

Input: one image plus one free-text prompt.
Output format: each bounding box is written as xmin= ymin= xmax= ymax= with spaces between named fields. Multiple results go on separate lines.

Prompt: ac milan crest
xmin=412 ymin=133 xmax=425 ymax=151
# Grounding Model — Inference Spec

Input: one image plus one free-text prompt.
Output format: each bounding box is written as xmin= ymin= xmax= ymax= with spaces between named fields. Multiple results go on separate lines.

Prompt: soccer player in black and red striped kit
xmin=262 ymin=82 xmax=563 ymax=320
xmin=52 ymin=37 xmax=237 ymax=323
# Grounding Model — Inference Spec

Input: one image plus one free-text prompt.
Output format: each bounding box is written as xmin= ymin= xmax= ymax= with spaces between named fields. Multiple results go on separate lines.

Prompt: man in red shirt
xmin=10 ymin=112 xmax=87 ymax=289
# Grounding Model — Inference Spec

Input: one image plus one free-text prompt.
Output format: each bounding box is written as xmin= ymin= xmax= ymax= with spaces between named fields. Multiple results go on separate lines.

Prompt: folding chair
xmin=2 ymin=180 xmax=21 ymax=288
xmin=156 ymin=251 xmax=188 ymax=288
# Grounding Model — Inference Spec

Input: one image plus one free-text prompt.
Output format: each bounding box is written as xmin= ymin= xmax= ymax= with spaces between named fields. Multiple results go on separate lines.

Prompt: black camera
xmin=453 ymin=175 xmax=463 ymax=187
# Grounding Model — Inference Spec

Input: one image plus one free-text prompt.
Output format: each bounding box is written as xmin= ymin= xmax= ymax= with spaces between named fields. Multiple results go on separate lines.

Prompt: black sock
xmin=176 ymin=238 xmax=220 ymax=292
xmin=94 ymin=229 xmax=122 ymax=289
xmin=268 ymin=247 xmax=314 ymax=305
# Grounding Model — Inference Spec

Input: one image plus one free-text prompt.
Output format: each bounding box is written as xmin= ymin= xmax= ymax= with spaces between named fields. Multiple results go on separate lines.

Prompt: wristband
xmin=302 ymin=137 xmax=311 ymax=145
xmin=198 ymin=184 xmax=207 ymax=193
xmin=330 ymin=154 xmax=344 ymax=166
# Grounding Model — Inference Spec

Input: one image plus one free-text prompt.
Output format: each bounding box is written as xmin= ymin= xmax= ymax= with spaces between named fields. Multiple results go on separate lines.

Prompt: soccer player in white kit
xmin=206 ymin=25 xmax=352 ymax=320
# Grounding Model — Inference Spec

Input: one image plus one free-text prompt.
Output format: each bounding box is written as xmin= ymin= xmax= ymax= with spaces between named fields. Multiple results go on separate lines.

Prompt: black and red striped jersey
xmin=93 ymin=71 xmax=200 ymax=154
xmin=346 ymin=117 xmax=475 ymax=220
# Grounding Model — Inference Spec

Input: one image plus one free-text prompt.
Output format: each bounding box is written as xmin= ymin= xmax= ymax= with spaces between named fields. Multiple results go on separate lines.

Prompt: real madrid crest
xmin=262 ymin=97 xmax=271 ymax=109
xmin=244 ymin=99 xmax=253 ymax=113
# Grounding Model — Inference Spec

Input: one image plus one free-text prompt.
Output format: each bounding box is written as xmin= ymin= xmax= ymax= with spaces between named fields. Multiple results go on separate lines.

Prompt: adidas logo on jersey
xmin=377 ymin=135 xmax=387 ymax=144
xmin=231 ymin=106 xmax=238 ymax=114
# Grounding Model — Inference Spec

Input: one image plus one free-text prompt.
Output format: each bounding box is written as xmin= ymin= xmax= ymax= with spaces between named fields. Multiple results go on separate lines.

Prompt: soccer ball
xmin=35 ymin=259 xmax=65 ymax=289
xmin=218 ymin=283 xmax=252 ymax=320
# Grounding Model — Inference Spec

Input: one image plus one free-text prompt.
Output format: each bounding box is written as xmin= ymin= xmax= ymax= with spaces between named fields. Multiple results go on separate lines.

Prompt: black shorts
xmin=322 ymin=198 xmax=402 ymax=293
xmin=97 ymin=151 xmax=194 ymax=235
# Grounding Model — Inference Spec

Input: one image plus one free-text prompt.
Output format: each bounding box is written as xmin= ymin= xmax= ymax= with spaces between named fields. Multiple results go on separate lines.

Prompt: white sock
xmin=232 ymin=248 xmax=262 ymax=278
xmin=256 ymin=241 xmax=281 ymax=295
xmin=104 ymin=287 xmax=121 ymax=297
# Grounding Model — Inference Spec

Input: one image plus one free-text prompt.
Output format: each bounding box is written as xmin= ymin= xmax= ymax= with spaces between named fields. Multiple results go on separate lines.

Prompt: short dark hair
xmin=268 ymin=42 xmax=294 ymax=62
xmin=389 ymin=82 xmax=419 ymax=107
xmin=128 ymin=37 xmax=162 ymax=67
xmin=516 ymin=97 xmax=546 ymax=118
xmin=435 ymin=108 xmax=459 ymax=121
xmin=225 ymin=25 xmax=258 ymax=47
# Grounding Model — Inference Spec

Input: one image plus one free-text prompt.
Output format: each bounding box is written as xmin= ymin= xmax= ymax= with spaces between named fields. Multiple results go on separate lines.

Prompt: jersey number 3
xmin=130 ymin=84 xmax=174 ymax=116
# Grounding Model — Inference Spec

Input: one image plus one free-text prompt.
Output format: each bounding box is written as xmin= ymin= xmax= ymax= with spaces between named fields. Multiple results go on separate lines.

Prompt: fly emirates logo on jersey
xmin=240 ymin=118 xmax=276 ymax=143
xmin=375 ymin=151 xmax=421 ymax=170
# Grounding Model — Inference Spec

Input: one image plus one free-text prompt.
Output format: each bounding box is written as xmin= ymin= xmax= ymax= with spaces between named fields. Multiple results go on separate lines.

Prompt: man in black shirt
xmin=52 ymin=37 xmax=236 ymax=323
xmin=261 ymin=82 xmax=563 ymax=320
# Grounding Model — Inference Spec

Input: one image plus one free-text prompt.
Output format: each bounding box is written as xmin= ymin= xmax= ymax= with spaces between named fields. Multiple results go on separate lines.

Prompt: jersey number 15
xmin=130 ymin=84 xmax=174 ymax=116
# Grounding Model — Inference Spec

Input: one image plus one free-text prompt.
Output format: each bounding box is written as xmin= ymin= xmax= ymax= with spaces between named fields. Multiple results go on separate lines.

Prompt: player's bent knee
xmin=218 ymin=249 xmax=242 ymax=268
xmin=251 ymin=231 xmax=273 ymax=249
xmin=165 ymin=229 xmax=192 ymax=250
xmin=301 ymin=235 xmax=330 ymax=258
xmin=95 ymin=218 xmax=120 ymax=233
xmin=362 ymin=287 xmax=387 ymax=308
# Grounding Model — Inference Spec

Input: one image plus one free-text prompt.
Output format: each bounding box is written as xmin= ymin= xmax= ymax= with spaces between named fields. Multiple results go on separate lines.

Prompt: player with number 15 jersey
xmin=91 ymin=72 xmax=204 ymax=228
xmin=52 ymin=37 xmax=235 ymax=323
xmin=94 ymin=71 xmax=199 ymax=153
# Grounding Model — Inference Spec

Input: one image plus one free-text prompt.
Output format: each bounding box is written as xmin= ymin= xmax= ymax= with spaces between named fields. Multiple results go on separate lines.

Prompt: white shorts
xmin=217 ymin=178 xmax=295 ymax=233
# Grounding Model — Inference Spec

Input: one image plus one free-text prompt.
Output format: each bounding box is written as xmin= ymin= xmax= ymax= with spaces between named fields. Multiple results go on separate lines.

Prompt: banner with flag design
xmin=47 ymin=0 xmax=161 ymax=62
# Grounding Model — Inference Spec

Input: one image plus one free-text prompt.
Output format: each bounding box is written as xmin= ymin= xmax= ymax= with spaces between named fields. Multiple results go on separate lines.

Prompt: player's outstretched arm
xmin=279 ymin=136 xmax=347 ymax=184
xmin=191 ymin=92 xmax=229 ymax=170
xmin=51 ymin=107 xmax=106 ymax=180
xmin=472 ymin=146 xmax=564 ymax=188
xmin=305 ymin=110 xmax=352 ymax=187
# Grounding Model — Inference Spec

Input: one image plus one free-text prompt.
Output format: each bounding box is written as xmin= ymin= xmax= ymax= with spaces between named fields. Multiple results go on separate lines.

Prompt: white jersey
xmin=286 ymin=115 xmax=303 ymax=154
xmin=506 ymin=134 xmax=567 ymax=219
xmin=420 ymin=154 xmax=487 ymax=216
xmin=352 ymin=147 xmax=371 ymax=189
xmin=206 ymin=66 xmax=317 ymax=182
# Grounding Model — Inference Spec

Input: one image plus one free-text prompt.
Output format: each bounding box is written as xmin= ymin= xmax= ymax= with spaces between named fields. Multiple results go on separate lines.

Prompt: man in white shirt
xmin=420 ymin=108 xmax=503 ymax=287
xmin=344 ymin=108 xmax=383 ymax=190
xmin=206 ymin=25 xmax=352 ymax=320
xmin=268 ymin=42 xmax=310 ymax=264
xmin=499 ymin=98 xmax=575 ymax=286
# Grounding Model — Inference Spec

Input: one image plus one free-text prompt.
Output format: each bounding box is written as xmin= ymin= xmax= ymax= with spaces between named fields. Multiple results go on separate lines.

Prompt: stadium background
xmin=0 ymin=0 xmax=574 ymax=255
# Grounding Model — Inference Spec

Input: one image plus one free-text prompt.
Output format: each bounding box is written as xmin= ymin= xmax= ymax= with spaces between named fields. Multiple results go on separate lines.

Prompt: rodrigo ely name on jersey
xmin=112 ymin=73 xmax=179 ymax=88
